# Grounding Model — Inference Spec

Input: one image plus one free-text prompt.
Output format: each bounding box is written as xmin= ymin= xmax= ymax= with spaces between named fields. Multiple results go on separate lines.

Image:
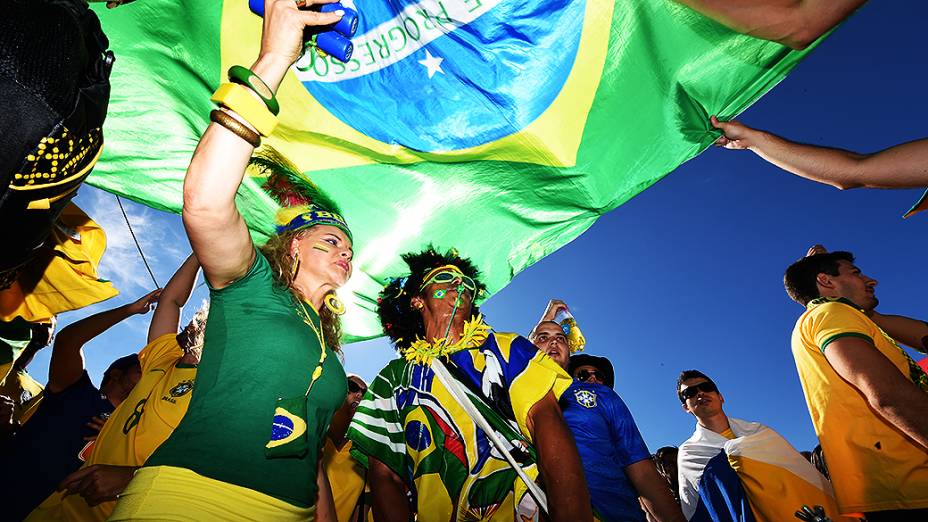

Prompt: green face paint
xmin=432 ymin=289 xmax=447 ymax=299
xmin=312 ymin=243 xmax=331 ymax=253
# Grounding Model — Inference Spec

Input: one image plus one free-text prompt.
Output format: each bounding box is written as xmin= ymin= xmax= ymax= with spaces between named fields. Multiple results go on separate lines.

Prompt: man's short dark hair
xmin=676 ymin=369 xmax=711 ymax=399
xmin=100 ymin=353 xmax=140 ymax=389
xmin=783 ymin=251 xmax=855 ymax=306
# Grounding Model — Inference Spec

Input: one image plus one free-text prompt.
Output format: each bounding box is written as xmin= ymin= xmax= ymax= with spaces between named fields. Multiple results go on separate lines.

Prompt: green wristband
xmin=228 ymin=65 xmax=280 ymax=116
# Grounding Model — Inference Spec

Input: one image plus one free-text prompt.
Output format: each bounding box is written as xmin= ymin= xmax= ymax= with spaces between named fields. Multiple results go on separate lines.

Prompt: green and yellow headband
xmin=275 ymin=204 xmax=352 ymax=240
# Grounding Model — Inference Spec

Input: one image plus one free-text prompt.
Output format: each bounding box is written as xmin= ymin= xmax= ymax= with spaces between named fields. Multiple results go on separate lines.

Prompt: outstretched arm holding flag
xmin=674 ymin=0 xmax=865 ymax=49
xmin=711 ymin=117 xmax=928 ymax=191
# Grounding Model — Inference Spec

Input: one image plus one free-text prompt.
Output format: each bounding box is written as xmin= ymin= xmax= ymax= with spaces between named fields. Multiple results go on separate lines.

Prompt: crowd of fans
xmin=4 ymin=242 xmax=927 ymax=521
xmin=2 ymin=0 xmax=927 ymax=521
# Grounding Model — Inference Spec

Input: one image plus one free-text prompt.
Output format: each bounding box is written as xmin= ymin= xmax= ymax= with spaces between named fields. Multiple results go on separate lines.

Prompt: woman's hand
xmin=249 ymin=0 xmax=345 ymax=101
xmin=259 ymin=0 xmax=344 ymax=67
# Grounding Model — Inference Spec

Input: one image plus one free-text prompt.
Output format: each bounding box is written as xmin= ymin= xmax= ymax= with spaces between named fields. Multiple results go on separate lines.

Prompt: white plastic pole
xmin=430 ymin=359 xmax=549 ymax=514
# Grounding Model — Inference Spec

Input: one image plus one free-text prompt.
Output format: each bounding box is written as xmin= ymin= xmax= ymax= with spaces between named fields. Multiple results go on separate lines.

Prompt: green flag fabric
xmin=87 ymin=0 xmax=817 ymax=340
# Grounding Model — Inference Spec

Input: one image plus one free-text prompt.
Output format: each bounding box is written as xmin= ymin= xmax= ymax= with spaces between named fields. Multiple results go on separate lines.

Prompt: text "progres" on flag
xmin=293 ymin=0 xmax=501 ymax=82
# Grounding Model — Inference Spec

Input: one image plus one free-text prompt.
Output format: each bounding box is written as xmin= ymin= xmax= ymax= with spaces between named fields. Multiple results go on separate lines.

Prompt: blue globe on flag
xmin=294 ymin=0 xmax=585 ymax=151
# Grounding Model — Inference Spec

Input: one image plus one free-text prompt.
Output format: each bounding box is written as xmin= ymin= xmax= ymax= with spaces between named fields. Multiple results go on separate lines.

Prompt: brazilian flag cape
xmin=88 ymin=0 xmax=820 ymax=340
xmin=347 ymin=332 xmax=572 ymax=520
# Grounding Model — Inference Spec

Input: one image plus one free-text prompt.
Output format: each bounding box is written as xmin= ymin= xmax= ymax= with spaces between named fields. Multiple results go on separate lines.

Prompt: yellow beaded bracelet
xmin=210 ymin=83 xmax=278 ymax=137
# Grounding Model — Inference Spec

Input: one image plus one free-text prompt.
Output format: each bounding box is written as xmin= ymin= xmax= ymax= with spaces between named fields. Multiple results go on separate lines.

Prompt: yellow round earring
xmin=324 ymin=293 xmax=346 ymax=315
xmin=290 ymin=251 xmax=301 ymax=279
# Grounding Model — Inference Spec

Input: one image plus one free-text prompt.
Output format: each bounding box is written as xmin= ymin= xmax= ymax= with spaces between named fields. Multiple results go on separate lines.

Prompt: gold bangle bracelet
xmin=210 ymin=109 xmax=261 ymax=148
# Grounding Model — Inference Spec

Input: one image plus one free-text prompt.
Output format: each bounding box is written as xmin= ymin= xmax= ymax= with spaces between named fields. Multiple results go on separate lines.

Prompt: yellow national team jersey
xmin=791 ymin=298 xmax=928 ymax=515
xmin=26 ymin=334 xmax=197 ymax=522
xmin=323 ymin=438 xmax=366 ymax=522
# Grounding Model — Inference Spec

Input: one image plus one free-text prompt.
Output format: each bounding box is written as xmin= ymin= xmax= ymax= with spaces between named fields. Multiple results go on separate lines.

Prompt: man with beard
xmin=787 ymin=248 xmax=928 ymax=520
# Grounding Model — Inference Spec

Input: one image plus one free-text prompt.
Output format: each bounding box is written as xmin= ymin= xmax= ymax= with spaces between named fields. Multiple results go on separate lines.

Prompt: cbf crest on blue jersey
xmin=574 ymin=389 xmax=597 ymax=409
xmin=292 ymin=0 xmax=584 ymax=151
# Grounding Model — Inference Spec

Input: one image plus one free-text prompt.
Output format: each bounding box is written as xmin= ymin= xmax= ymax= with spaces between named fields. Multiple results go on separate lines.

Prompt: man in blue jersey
xmin=530 ymin=318 xmax=684 ymax=522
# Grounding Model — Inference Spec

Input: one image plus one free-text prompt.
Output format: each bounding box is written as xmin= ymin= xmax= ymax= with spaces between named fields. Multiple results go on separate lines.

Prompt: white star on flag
xmin=418 ymin=50 xmax=445 ymax=79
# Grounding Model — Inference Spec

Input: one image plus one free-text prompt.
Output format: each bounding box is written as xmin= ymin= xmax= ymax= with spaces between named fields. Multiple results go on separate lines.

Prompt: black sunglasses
xmin=576 ymin=369 xmax=604 ymax=383
xmin=679 ymin=381 xmax=718 ymax=402
xmin=348 ymin=380 xmax=367 ymax=395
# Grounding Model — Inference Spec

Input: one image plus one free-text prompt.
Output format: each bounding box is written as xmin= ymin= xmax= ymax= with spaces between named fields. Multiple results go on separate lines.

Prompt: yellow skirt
xmin=108 ymin=466 xmax=316 ymax=521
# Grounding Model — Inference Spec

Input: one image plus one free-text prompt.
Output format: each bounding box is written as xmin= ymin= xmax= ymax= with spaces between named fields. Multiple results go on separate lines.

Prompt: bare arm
xmin=825 ymin=337 xmax=928 ymax=450
xmin=626 ymin=460 xmax=686 ymax=522
xmin=148 ymin=254 xmax=200 ymax=343
xmin=59 ymin=464 xmax=138 ymax=506
xmin=712 ymin=117 xmax=928 ymax=190
xmin=674 ymin=0 xmax=865 ymax=49
xmin=315 ymin=459 xmax=337 ymax=522
xmin=537 ymin=299 xmax=567 ymax=324
xmin=48 ymin=290 xmax=160 ymax=393
xmin=183 ymin=0 xmax=342 ymax=288
xmin=368 ymin=457 xmax=410 ymax=522
xmin=870 ymin=312 xmax=928 ymax=353
xmin=527 ymin=391 xmax=593 ymax=522
xmin=326 ymin=402 xmax=353 ymax=447
xmin=529 ymin=299 xmax=567 ymax=339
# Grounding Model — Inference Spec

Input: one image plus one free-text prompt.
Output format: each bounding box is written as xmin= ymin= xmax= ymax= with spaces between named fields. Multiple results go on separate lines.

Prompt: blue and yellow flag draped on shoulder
xmin=678 ymin=418 xmax=853 ymax=522
xmin=347 ymin=331 xmax=571 ymax=520
xmin=88 ymin=0 xmax=822 ymax=340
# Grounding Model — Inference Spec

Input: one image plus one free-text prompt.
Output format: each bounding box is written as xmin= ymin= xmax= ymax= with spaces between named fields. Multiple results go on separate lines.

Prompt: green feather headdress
xmin=249 ymin=147 xmax=351 ymax=240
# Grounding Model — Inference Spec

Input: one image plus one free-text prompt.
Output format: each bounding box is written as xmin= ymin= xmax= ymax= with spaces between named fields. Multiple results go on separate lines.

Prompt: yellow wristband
xmin=210 ymin=83 xmax=278 ymax=137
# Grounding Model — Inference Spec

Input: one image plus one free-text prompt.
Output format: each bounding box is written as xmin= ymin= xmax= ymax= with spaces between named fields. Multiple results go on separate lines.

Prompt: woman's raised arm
xmin=182 ymin=0 xmax=343 ymax=288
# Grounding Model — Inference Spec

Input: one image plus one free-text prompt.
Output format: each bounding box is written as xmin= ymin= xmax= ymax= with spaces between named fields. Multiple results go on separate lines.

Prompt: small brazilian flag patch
xmin=265 ymin=398 xmax=309 ymax=459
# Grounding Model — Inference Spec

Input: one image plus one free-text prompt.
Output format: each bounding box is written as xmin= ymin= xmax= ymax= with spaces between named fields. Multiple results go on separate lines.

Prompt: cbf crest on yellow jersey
xmin=348 ymin=331 xmax=571 ymax=521
xmin=26 ymin=334 xmax=198 ymax=522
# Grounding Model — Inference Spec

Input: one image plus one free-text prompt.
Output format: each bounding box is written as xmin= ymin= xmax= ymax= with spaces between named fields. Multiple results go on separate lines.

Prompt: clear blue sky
xmin=29 ymin=1 xmax=927 ymax=454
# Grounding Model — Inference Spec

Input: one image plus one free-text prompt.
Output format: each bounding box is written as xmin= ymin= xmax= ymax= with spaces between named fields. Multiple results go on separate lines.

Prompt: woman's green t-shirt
xmin=147 ymin=251 xmax=347 ymax=507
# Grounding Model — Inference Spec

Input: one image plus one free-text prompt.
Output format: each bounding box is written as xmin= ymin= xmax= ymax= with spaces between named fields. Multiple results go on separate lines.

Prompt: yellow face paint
xmin=312 ymin=243 xmax=331 ymax=253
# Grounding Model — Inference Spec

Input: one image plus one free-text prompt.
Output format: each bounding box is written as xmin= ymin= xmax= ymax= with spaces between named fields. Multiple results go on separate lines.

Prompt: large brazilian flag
xmin=88 ymin=0 xmax=818 ymax=340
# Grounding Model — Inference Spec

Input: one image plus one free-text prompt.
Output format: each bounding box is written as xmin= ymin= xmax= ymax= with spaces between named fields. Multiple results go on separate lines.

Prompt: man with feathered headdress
xmin=347 ymin=246 xmax=592 ymax=522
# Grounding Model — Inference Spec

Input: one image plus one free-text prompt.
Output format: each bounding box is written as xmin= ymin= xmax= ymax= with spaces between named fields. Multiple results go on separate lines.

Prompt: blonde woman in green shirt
xmin=110 ymin=1 xmax=354 ymax=519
